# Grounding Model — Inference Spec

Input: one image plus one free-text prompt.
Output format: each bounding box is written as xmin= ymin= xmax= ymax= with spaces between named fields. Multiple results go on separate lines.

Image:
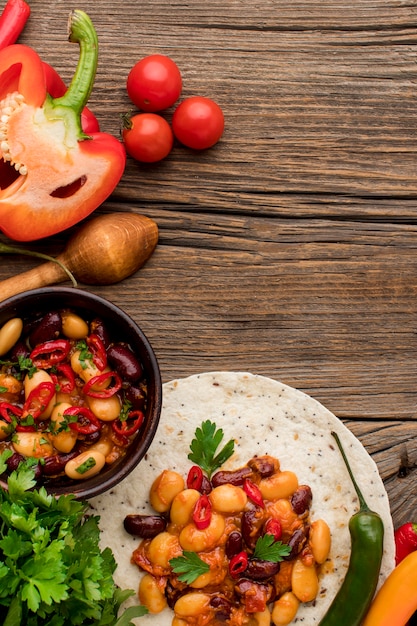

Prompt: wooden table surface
xmin=1 ymin=0 xmax=416 ymax=528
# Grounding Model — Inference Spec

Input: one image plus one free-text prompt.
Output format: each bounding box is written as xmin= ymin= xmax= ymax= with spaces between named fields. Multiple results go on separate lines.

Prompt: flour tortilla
xmin=90 ymin=371 xmax=395 ymax=624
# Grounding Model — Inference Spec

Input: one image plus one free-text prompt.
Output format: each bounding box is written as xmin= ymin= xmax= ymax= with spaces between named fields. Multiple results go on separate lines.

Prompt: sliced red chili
xmin=86 ymin=333 xmax=108 ymax=370
xmin=83 ymin=371 xmax=122 ymax=398
xmin=112 ymin=410 xmax=144 ymax=437
xmin=243 ymin=478 xmax=265 ymax=508
xmin=22 ymin=381 xmax=55 ymax=419
xmin=192 ymin=494 xmax=212 ymax=530
xmin=229 ymin=551 xmax=249 ymax=579
xmin=64 ymin=406 xmax=101 ymax=435
xmin=30 ymin=339 xmax=71 ymax=368
xmin=187 ymin=465 xmax=204 ymax=491
xmin=264 ymin=518 xmax=282 ymax=541
xmin=51 ymin=363 xmax=76 ymax=394
xmin=0 ymin=401 xmax=23 ymax=422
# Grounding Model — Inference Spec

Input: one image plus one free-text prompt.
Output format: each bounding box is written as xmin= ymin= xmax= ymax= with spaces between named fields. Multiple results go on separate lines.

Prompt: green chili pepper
xmin=319 ymin=431 xmax=384 ymax=626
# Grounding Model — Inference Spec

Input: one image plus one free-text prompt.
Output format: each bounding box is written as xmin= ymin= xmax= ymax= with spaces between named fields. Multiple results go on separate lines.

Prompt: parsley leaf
xmin=76 ymin=339 xmax=94 ymax=369
xmin=252 ymin=533 xmax=292 ymax=562
xmin=169 ymin=551 xmax=210 ymax=584
xmin=17 ymin=355 xmax=37 ymax=378
xmin=188 ymin=420 xmax=235 ymax=478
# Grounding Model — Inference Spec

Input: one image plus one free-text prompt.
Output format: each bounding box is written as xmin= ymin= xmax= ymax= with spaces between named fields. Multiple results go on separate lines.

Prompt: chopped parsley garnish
xmin=0 ymin=451 xmax=148 ymax=625
xmin=188 ymin=420 xmax=235 ymax=479
xmin=169 ymin=551 xmax=210 ymax=584
xmin=253 ymin=533 xmax=291 ymax=562
xmin=76 ymin=456 xmax=96 ymax=475
xmin=0 ymin=385 xmax=8 ymax=393
xmin=75 ymin=339 xmax=93 ymax=369
xmin=17 ymin=354 xmax=37 ymax=378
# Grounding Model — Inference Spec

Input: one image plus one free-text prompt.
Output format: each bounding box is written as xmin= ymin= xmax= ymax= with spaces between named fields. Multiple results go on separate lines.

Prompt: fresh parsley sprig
xmin=169 ymin=551 xmax=210 ymax=584
xmin=253 ymin=533 xmax=291 ymax=562
xmin=188 ymin=420 xmax=235 ymax=479
xmin=0 ymin=451 xmax=148 ymax=625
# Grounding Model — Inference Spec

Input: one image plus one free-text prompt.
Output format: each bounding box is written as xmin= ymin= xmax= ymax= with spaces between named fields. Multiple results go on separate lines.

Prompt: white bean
xmin=0 ymin=317 xmax=23 ymax=356
xmin=150 ymin=470 xmax=185 ymax=513
xmin=65 ymin=450 xmax=106 ymax=479
xmin=61 ymin=311 xmax=89 ymax=340
xmin=23 ymin=370 xmax=56 ymax=419
xmin=70 ymin=350 xmax=110 ymax=384
xmin=174 ymin=592 xmax=211 ymax=618
xmin=0 ymin=419 xmax=11 ymax=441
xmin=138 ymin=573 xmax=167 ymax=613
xmin=49 ymin=403 xmax=78 ymax=453
xmin=170 ymin=489 xmax=201 ymax=526
xmin=87 ymin=394 xmax=121 ymax=422
xmin=13 ymin=431 xmax=54 ymax=458
xmin=209 ymin=484 xmax=247 ymax=513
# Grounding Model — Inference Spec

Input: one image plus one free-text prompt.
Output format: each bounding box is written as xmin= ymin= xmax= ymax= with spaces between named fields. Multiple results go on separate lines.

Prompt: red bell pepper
xmin=0 ymin=0 xmax=30 ymax=50
xmin=0 ymin=9 xmax=125 ymax=241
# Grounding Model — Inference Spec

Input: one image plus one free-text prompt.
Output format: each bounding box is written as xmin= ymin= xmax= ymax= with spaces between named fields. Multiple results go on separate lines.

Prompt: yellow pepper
xmin=362 ymin=550 xmax=417 ymax=626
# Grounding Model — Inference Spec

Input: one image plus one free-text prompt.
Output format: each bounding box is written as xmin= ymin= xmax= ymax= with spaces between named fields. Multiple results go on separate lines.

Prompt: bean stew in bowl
xmin=0 ymin=287 xmax=162 ymax=499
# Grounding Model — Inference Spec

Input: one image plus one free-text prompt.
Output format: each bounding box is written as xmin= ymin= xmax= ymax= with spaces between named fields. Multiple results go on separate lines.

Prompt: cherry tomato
xmin=127 ymin=54 xmax=182 ymax=112
xmin=122 ymin=113 xmax=174 ymax=163
xmin=172 ymin=96 xmax=225 ymax=150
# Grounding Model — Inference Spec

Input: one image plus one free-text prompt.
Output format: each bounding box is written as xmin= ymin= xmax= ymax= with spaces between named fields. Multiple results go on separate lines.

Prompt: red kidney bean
xmin=283 ymin=527 xmax=308 ymax=560
xmin=80 ymin=429 xmax=101 ymax=445
xmin=226 ymin=531 xmax=243 ymax=559
xmin=90 ymin=318 xmax=111 ymax=348
xmin=107 ymin=343 xmax=143 ymax=383
xmin=291 ymin=485 xmax=312 ymax=515
xmin=200 ymin=475 xmax=212 ymax=494
xmin=235 ymin=579 xmax=275 ymax=605
xmin=28 ymin=311 xmax=62 ymax=347
xmin=165 ymin=581 xmax=186 ymax=609
xmin=6 ymin=452 xmax=25 ymax=472
xmin=245 ymin=558 xmax=281 ymax=581
xmin=124 ymin=383 xmax=147 ymax=410
xmin=41 ymin=451 xmax=80 ymax=476
xmin=9 ymin=340 xmax=29 ymax=362
xmin=211 ymin=466 xmax=253 ymax=487
xmin=209 ymin=596 xmax=232 ymax=621
xmin=123 ymin=514 xmax=167 ymax=538
xmin=248 ymin=455 xmax=279 ymax=478
xmin=241 ymin=507 xmax=265 ymax=550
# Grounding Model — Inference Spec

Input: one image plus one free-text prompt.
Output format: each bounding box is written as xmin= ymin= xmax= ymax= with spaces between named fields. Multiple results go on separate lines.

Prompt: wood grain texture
xmin=1 ymin=0 xmax=417 ymax=525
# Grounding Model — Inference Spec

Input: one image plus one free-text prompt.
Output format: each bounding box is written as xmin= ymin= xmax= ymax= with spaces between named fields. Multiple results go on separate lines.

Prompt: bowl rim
xmin=0 ymin=286 xmax=162 ymax=500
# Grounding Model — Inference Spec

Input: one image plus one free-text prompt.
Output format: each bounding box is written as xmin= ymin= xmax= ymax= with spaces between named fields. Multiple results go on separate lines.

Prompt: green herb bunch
xmin=0 ymin=451 xmax=147 ymax=626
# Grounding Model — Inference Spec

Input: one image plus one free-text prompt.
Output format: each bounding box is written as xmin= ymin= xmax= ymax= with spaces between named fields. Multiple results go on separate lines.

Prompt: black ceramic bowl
xmin=0 ymin=287 xmax=162 ymax=500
